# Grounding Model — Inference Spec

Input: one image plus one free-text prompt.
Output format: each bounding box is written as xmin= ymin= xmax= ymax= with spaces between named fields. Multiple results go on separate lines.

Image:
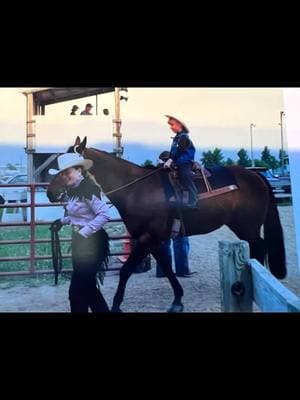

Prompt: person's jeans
xmin=156 ymin=236 xmax=190 ymax=276
xmin=173 ymin=236 xmax=190 ymax=275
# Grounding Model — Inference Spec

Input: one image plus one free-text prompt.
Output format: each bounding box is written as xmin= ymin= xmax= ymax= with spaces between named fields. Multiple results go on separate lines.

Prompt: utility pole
xmin=279 ymin=111 xmax=285 ymax=175
xmin=250 ymin=123 xmax=256 ymax=167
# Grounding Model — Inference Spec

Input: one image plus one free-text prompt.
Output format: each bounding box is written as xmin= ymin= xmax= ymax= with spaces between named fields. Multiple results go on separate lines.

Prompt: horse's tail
xmin=263 ymin=183 xmax=287 ymax=279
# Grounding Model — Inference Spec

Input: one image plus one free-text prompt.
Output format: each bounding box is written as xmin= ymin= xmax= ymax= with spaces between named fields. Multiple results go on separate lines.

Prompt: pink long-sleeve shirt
xmin=60 ymin=179 xmax=111 ymax=238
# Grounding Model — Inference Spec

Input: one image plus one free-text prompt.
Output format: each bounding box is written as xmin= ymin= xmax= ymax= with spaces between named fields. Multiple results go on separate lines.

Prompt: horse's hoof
xmin=111 ymin=306 xmax=123 ymax=313
xmin=167 ymin=303 xmax=184 ymax=313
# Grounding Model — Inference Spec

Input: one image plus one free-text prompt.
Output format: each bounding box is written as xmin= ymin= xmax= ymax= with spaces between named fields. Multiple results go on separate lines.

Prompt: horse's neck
xmin=85 ymin=149 xmax=144 ymax=194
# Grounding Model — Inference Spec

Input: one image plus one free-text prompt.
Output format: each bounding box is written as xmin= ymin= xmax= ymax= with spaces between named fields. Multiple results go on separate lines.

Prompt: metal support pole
xmin=29 ymin=184 xmax=36 ymax=273
xmin=113 ymin=87 xmax=123 ymax=158
xmin=280 ymin=111 xmax=285 ymax=175
xmin=26 ymin=93 xmax=36 ymax=184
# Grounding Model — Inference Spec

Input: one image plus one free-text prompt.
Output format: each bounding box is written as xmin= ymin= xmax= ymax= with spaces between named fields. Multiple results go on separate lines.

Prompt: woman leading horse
xmin=48 ymin=151 xmax=111 ymax=313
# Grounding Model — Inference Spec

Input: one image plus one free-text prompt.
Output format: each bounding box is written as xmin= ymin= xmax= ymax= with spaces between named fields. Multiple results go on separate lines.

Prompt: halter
xmin=73 ymin=145 xmax=80 ymax=154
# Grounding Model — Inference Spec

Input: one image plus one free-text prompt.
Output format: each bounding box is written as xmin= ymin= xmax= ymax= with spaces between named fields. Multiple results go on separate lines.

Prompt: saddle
xmin=158 ymin=163 xmax=239 ymax=239
xmin=168 ymin=163 xmax=239 ymax=203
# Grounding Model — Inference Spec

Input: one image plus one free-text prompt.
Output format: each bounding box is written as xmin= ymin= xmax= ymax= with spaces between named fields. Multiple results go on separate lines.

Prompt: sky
xmin=0 ymin=87 xmax=287 ymax=163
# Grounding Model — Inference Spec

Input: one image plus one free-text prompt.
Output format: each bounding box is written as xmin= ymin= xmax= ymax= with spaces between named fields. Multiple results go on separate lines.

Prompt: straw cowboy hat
xmin=48 ymin=153 xmax=93 ymax=176
xmin=165 ymin=115 xmax=189 ymax=133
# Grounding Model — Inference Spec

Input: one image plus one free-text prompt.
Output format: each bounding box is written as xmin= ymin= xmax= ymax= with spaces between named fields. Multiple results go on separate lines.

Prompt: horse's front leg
xmin=111 ymin=238 xmax=150 ymax=312
xmin=150 ymin=244 xmax=184 ymax=313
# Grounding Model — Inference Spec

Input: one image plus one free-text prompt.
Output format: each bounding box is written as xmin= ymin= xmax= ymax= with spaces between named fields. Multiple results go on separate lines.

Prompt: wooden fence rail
xmin=219 ymin=240 xmax=300 ymax=312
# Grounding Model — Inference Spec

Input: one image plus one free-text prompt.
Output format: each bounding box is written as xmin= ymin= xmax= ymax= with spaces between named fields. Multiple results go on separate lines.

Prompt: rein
xmin=50 ymin=227 xmax=63 ymax=285
xmin=104 ymin=168 xmax=161 ymax=196
xmin=75 ymin=146 xmax=162 ymax=196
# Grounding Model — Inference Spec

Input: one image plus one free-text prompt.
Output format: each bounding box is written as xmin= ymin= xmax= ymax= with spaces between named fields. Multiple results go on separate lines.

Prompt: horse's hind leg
xmin=248 ymin=237 xmax=266 ymax=265
xmin=228 ymin=223 xmax=266 ymax=265
xmin=150 ymin=244 xmax=184 ymax=312
xmin=111 ymin=242 xmax=150 ymax=312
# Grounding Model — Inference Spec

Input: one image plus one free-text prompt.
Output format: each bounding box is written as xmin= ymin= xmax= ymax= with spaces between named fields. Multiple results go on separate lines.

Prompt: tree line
xmin=141 ymin=147 xmax=289 ymax=172
xmin=200 ymin=147 xmax=289 ymax=170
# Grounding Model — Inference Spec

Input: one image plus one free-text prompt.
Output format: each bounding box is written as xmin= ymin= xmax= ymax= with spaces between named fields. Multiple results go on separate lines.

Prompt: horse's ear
xmin=78 ymin=136 xmax=87 ymax=152
xmin=74 ymin=136 xmax=81 ymax=146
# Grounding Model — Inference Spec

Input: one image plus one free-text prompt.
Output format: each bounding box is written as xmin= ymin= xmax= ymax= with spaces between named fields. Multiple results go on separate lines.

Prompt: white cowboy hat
xmin=165 ymin=115 xmax=189 ymax=133
xmin=48 ymin=153 xmax=93 ymax=176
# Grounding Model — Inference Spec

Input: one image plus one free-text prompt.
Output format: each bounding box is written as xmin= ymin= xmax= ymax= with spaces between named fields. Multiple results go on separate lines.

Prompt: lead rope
xmin=50 ymin=228 xmax=63 ymax=285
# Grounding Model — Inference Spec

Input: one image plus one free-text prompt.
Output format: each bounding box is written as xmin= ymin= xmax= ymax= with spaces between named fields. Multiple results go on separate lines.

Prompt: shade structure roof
xmin=22 ymin=87 xmax=115 ymax=106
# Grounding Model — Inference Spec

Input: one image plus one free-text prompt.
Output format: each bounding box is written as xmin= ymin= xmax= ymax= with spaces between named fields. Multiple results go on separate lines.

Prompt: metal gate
xmin=0 ymin=182 xmax=131 ymax=277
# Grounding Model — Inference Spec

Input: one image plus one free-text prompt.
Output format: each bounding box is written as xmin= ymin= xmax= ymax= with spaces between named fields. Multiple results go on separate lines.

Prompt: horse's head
xmin=47 ymin=136 xmax=88 ymax=203
xmin=47 ymin=173 xmax=67 ymax=203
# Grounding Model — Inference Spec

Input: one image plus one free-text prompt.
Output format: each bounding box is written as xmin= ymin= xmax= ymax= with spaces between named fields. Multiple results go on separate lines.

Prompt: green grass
xmin=0 ymin=225 xmax=72 ymax=273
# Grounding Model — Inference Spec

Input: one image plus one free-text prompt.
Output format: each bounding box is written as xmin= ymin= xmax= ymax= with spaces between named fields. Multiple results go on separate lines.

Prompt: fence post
xmin=219 ymin=241 xmax=253 ymax=312
xmin=29 ymin=184 xmax=36 ymax=273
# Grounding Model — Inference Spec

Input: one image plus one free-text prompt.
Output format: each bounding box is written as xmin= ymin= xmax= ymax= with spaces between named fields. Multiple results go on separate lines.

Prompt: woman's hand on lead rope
xmin=163 ymin=158 xmax=173 ymax=169
xmin=49 ymin=219 xmax=63 ymax=232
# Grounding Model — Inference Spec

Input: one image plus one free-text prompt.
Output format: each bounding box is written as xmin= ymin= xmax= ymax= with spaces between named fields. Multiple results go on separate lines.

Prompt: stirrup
xmin=170 ymin=219 xmax=181 ymax=239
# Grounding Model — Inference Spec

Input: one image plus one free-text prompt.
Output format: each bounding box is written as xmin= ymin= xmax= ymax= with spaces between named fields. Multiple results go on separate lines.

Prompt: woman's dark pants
xmin=69 ymin=230 xmax=109 ymax=313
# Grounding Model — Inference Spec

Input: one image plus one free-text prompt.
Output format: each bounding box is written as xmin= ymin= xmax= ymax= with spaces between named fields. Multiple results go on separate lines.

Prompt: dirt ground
xmin=0 ymin=205 xmax=299 ymax=312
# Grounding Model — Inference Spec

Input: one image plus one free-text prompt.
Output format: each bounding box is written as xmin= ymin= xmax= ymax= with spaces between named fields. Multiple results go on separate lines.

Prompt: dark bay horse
xmin=47 ymin=137 xmax=286 ymax=312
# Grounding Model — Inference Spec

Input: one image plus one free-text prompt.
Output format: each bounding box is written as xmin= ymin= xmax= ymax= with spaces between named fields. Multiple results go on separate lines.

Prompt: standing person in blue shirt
xmin=156 ymin=150 xmax=194 ymax=278
xmin=163 ymin=114 xmax=198 ymax=208
xmin=156 ymin=236 xmax=192 ymax=277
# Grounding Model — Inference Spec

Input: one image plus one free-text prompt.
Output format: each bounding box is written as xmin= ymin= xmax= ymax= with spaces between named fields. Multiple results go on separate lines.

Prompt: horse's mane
xmin=88 ymin=147 xmax=158 ymax=171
